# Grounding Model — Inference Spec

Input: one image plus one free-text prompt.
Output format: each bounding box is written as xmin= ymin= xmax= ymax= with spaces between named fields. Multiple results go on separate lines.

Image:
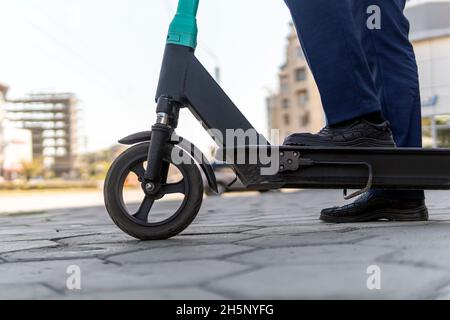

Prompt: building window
xmin=280 ymin=76 xmax=289 ymax=94
xmin=301 ymin=112 xmax=310 ymax=127
xmin=297 ymin=90 xmax=309 ymax=107
xmin=280 ymin=75 xmax=289 ymax=94
xmin=295 ymin=68 xmax=307 ymax=82
xmin=282 ymin=99 xmax=290 ymax=109
xmin=284 ymin=114 xmax=290 ymax=126
xmin=266 ymin=97 xmax=273 ymax=111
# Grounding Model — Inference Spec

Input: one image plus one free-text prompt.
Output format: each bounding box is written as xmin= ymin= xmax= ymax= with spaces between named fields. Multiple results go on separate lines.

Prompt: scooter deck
xmin=218 ymin=146 xmax=450 ymax=192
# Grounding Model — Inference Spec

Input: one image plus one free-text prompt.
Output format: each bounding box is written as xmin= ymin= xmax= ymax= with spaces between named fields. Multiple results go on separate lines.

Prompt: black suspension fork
xmin=144 ymin=97 xmax=180 ymax=186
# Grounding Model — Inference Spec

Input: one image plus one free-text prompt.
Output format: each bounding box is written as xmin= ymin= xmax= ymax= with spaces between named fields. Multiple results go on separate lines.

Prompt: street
xmin=0 ymin=189 xmax=450 ymax=300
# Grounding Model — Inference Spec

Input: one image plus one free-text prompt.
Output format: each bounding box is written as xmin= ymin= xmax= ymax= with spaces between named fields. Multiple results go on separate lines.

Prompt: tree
xmin=21 ymin=158 xmax=44 ymax=181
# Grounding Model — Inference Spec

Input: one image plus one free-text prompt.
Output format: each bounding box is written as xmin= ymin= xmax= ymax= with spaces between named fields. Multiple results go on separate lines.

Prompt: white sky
xmin=0 ymin=0 xmax=292 ymax=154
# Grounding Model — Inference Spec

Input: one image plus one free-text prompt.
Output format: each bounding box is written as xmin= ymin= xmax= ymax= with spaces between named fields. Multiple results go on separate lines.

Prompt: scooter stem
xmin=167 ymin=0 xmax=200 ymax=49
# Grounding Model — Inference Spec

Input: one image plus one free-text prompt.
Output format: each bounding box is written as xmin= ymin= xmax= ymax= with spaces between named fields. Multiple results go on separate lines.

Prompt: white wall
xmin=0 ymin=96 xmax=5 ymax=174
xmin=415 ymin=36 xmax=450 ymax=117
xmin=2 ymin=125 xmax=32 ymax=173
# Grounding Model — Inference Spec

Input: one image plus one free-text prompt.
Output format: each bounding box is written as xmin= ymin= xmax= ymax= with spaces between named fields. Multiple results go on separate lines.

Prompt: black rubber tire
xmin=104 ymin=142 xmax=203 ymax=241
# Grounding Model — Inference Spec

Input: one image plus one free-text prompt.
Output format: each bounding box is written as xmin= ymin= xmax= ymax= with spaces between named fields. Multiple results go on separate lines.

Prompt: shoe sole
xmin=320 ymin=205 xmax=429 ymax=223
xmin=286 ymin=136 xmax=396 ymax=148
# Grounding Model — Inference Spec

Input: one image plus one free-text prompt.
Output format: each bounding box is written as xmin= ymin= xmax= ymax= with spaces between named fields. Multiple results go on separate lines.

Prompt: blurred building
xmin=0 ymin=83 xmax=7 ymax=101
xmin=267 ymin=24 xmax=325 ymax=144
xmin=405 ymin=0 xmax=450 ymax=147
xmin=1 ymin=126 xmax=32 ymax=180
xmin=0 ymin=83 xmax=8 ymax=178
xmin=0 ymin=84 xmax=33 ymax=180
xmin=5 ymin=93 xmax=78 ymax=176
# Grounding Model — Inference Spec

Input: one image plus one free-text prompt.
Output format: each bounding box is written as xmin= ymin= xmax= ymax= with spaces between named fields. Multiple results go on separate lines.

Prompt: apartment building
xmin=0 ymin=84 xmax=33 ymax=180
xmin=5 ymin=93 xmax=78 ymax=176
xmin=267 ymin=24 xmax=324 ymax=144
xmin=405 ymin=0 xmax=450 ymax=147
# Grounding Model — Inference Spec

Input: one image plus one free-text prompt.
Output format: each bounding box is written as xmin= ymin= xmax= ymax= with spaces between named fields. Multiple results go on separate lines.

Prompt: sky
xmin=0 ymin=0 xmax=292 ymax=154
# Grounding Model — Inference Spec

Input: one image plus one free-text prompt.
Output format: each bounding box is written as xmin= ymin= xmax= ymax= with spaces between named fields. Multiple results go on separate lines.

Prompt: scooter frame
xmin=118 ymin=0 xmax=450 ymax=199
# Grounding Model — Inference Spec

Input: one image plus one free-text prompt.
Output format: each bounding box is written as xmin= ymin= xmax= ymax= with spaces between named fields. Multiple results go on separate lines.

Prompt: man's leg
xmin=283 ymin=0 xmax=395 ymax=148
xmin=284 ymin=0 xmax=428 ymax=222
xmin=283 ymin=0 xmax=381 ymax=125
xmin=354 ymin=0 xmax=424 ymax=200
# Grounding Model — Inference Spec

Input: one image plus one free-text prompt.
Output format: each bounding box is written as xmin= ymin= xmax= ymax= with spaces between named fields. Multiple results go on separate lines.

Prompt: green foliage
xmin=21 ymin=158 xmax=44 ymax=181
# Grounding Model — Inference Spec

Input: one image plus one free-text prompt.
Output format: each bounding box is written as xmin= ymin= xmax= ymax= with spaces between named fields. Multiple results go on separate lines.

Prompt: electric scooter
xmin=104 ymin=0 xmax=450 ymax=241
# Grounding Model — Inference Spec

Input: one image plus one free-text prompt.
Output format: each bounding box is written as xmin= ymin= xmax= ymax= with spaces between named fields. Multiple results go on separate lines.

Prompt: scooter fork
xmin=143 ymin=96 xmax=176 ymax=193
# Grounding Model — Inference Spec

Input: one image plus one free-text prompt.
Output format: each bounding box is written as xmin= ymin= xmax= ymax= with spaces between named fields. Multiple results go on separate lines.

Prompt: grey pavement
xmin=1 ymin=190 xmax=450 ymax=300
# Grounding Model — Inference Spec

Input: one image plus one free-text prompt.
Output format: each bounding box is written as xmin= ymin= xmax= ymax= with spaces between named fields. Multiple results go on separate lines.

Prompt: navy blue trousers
xmin=285 ymin=0 xmax=424 ymax=200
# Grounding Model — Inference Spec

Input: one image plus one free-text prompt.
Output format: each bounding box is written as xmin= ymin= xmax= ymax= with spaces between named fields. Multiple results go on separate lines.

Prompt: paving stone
xmin=109 ymin=244 xmax=254 ymax=264
xmin=243 ymin=224 xmax=359 ymax=236
xmin=60 ymin=287 xmax=225 ymax=300
xmin=56 ymin=259 xmax=251 ymax=293
xmin=381 ymin=247 xmax=450 ymax=270
xmin=0 ymin=259 xmax=107 ymax=286
xmin=345 ymin=220 xmax=433 ymax=230
xmin=0 ymin=231 xmax=101 ymax=242
xmin=56 ymin=232 xmax=137 ymax=245
xmin=183 ymin=225 xmax=260 ymax=235
xmin=235 ymin=231 xmax=371 ymax=248
xmin=1 ymin=245 xmax=121 ymax=262
xmin=171 ymin=233 xmax=259 ymax=245
xmin=207 ymin=263 xmax=448 ymax=300
xmin=0 ymin=227 xmax=54 ymax=236
xmin=228 ymin=245 xmax=394 ymax=266
xmin=357 ymin=222 xmax=450 ymax=249
xmin=435 ymin=284 xmax=450 ymax=300
xmin=0 ymin=283 xmax=59 ymax=300
xmin=0 ymin=240 xmax=59 ymax=254
xmin=0 ymin=259 xmax=249 ymax=296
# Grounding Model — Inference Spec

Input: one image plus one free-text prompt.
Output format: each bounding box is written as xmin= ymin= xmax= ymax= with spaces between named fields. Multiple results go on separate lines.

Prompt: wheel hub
xmin=145 ymin=182 xmax=156 ymax=192
xmin=142 ymin=181 xmax=160 ymax=196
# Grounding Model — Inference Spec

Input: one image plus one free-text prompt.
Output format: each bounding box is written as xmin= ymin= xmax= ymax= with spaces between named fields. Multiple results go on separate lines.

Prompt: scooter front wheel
xmin=104 ymin=142 xmax=203 ymax=240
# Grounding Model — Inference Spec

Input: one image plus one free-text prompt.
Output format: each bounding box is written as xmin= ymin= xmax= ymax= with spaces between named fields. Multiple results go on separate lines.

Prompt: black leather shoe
xmin=320 ymin=193 xmax=429 ymax=223
xmin=284 ymin=119 xmax=396 ymax=147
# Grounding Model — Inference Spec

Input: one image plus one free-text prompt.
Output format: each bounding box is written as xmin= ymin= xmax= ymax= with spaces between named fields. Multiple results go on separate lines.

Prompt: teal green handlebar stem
xmin=167 ymin=0 xmax=200 ymax=49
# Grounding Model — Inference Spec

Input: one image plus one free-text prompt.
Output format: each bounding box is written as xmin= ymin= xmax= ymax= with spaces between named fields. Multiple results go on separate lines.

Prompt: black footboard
xmin=219 ymin=146 xmax=450 ymax=193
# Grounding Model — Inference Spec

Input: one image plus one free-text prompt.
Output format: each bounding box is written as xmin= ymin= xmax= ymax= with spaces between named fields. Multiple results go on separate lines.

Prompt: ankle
xmin=330 ymin=112 xmax=386 ymax=128
xmin=363 ymin=111 xmax=386 ymax=125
